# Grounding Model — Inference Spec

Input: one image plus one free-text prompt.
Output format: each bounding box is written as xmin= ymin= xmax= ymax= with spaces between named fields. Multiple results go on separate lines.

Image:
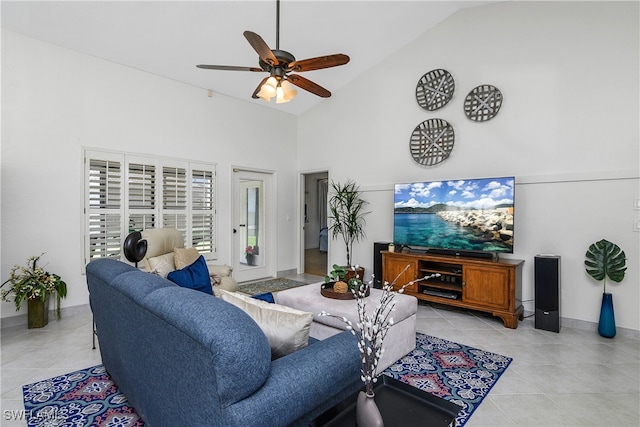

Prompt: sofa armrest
xmin=225 ymin=331 xmax=361 ymax=427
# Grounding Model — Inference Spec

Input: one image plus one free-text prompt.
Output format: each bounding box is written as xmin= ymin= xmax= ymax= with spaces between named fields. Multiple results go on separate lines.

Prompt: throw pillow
xmin=207 ymin=264 xmax=232 ymax=283
xmin=218 ymin=290 xmax=313 ymax=359
xmin=167 ymin=256 xmax=213 ymax=295
xmin=252 ymin=292 xmax=275 ymax=304
xmin=207 ymin=264 xmax=231 ymax=277
xmin=147 ymin=253 xmax=175 ymax=278
xmin=174 ymin=247 xmax=201 ymax=270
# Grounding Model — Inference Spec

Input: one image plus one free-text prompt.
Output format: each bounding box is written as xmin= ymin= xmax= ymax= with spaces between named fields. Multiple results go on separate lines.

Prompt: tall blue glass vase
xmin=598 ymin=293 xmax=616 ymax=338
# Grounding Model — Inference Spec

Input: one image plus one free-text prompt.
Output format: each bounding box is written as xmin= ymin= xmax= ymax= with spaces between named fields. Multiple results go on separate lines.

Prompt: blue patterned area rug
xmin=22 ymin=334 xmax=510 ymax=426
xmin=384 ymin=333 xmax=512 ymax=426
xmin=22 ymin=365 xmax=143 ymax=426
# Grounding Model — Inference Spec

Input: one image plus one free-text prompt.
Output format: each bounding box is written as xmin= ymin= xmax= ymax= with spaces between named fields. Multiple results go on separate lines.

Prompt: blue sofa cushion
xmin=167 ymin=255 xmax=212 ymax=295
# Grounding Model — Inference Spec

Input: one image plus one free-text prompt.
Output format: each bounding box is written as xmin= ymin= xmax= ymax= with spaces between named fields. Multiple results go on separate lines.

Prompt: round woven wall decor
xmin=463 ymin=84 xmax=503 ymax=121
xmin=409 ymin=118 xmax=455 ymax=166
xmin=415 ymin=69 xmax=455 ymax=111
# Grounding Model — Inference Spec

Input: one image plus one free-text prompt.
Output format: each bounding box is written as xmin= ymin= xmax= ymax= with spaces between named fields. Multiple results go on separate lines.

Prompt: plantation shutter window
xmin=83 ymin=149 xmax=217 ymax=264
xmin=86 ymin=155 xmax=123 ymax=260
xmin=162 ymin=166 xmax=188 ymax=237
xmin=127 ymin=160 xmax=156 ymax=232
xmin=191 ymin=166 xmax=216 ymax=254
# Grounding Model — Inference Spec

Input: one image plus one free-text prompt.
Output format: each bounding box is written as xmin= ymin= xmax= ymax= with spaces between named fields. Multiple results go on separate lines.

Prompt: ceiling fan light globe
xmin=265 ymin=76 xmax=278 ymax=88
xmin=258 ymin=84 xmax=276 ymax=100
xmin=281 ymin=80 xmax=297 ymax=101
xmin=257 ymin=91 xmax=272 ymax=102
xmin=275 ymin=85 xmax=290 ymax=103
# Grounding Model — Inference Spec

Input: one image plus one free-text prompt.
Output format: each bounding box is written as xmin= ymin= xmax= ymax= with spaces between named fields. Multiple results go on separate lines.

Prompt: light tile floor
xmin=2 ymin=275 xmax=639 ymax=426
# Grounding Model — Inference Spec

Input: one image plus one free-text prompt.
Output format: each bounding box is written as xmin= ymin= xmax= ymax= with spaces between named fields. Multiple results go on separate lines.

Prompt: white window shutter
xmin=85 ymin=152 xmax=124 ymax=262
xmin=127 ymin=159 xmax=156 ymax=233
xmin=84 ymin=149 xmax=217 ymax=263
xmin=162 ymin=165 xmax=188 ymax=238
xmin=191 ymin=166 xmax=216 ymax=255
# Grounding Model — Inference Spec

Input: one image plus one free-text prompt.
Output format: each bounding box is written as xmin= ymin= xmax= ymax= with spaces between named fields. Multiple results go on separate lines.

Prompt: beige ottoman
xmin=275 ymin=283 xmax=417 ymax=373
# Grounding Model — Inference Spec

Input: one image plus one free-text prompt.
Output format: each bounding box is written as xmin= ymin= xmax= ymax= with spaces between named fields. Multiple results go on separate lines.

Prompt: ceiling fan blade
xmin=251 ymin=77 xmax=270 ymax=99
xmin=287 ymin=74 xmax=331 ymax=98
xmin=289 ymin=54 xmax=350 ymax=72
xmin=243 ymin=31 xmax=278 ymax=66
xmin=197 ymin=64 xmax=263 ymax=72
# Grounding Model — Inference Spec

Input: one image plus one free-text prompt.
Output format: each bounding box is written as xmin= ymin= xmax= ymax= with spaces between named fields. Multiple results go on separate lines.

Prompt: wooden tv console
xmin=382 ymin=251 xmax=524 ymax=329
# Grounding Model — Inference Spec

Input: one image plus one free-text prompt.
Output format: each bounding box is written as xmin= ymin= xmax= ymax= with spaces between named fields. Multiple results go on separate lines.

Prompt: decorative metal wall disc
xmin=416 ymin=69 xmax=455 ymax=111
xmin=464 ymin=84 xmax=503 ymax=121
xmin=409 ymin=119 xmax=455 ymax=166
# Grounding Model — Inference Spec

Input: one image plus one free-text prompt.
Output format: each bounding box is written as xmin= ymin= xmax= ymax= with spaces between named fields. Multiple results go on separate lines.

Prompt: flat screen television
xmin=394 ymin=177 xmax=515 ymax=254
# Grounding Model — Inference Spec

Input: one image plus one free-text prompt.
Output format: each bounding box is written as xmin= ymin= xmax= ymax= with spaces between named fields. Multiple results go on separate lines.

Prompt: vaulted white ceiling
xmin=1 ymin=1 xmax=492 ymax=115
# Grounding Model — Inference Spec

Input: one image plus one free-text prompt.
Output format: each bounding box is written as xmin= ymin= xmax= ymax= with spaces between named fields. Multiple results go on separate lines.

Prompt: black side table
xmin=312 ymin=375 xmax=462 ymax=427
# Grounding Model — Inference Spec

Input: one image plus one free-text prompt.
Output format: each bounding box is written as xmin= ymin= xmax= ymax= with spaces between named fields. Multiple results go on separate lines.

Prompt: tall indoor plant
xmin=1 ymin=254 xmax=67 ymax=328
xmin=584 ymin=239 xmax=627 ymax=338
xmin=328 ymin=179 xmax=369 ymax=269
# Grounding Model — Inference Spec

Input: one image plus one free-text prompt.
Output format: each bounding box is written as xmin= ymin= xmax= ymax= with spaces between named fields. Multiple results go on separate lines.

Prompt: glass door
xmin=233 ymin=169 xmax=274 ymax=282
xmin=240 ymin=180 xmax=262 ymax=267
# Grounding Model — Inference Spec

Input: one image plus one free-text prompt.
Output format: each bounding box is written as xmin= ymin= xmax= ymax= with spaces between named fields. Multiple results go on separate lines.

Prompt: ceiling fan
xmin=196 ymin=0 xmax=350 ymax=103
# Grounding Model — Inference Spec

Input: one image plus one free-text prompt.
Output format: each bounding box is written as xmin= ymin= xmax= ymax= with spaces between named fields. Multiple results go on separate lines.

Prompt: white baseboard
xmin=523 ymin=310 xmax=639 ymax=340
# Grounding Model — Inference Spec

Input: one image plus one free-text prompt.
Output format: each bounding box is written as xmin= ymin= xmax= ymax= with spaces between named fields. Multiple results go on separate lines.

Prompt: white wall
xmin=298 ymin=1 xmax=640 ymax=330
xmin=1 ymin=30 xmax=298 ymax=318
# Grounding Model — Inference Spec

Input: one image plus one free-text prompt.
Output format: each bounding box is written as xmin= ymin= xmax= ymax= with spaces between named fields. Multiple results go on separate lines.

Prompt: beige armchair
xmin=126 ymin=228 xmax=238 ymax=293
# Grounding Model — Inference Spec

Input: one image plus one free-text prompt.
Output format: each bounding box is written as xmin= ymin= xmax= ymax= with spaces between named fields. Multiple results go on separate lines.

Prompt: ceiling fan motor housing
xmin=259 ymin=49 xmax=296 ymax=77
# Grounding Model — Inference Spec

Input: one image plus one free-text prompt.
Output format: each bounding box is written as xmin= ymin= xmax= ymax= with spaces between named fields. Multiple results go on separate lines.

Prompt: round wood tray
xmin=320 ymin=282 xmax=370 ymax=300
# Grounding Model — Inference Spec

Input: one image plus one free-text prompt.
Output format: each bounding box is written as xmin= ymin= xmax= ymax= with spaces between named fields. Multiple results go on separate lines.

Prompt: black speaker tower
xmin=373 ymin=242 xmax=391 ymax=288
xmin=534 ymin=255 xmax=561 ymax=333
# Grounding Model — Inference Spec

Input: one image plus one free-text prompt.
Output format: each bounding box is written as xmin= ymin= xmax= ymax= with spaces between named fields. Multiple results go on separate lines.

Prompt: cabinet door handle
xmin=462 ymin=281 xmax=466 ymax=286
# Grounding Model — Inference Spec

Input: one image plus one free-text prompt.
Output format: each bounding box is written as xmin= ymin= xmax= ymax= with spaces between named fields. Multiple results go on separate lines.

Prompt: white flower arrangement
xmin=320 ymin=265 xmax=439 ymax=395
xmin=1 ymin=254 xmax=67 ymax=319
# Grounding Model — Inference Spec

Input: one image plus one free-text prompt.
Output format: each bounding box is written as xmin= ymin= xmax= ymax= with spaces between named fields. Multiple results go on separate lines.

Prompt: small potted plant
xmin=1 ymin=254 xmax=67 ymax=328
xmin=245 ymin=246 xmax=258 ymax=266
xmin=328 ymin=180 xmax=369 ymax=277
xmin=324 ymin=264 xmax=347 ymax=284
xmin=322 ymin=264 xmax=367 ymax=299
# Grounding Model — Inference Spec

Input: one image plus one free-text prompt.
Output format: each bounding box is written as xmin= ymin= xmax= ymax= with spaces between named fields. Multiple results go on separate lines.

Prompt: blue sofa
xmin=86 ymin=258 xmax=361 ymax=426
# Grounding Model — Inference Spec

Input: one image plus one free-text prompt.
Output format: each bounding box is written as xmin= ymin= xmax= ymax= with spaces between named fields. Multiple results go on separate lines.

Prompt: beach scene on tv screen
xmin=394 ymin=177 xmax=514 ymax=253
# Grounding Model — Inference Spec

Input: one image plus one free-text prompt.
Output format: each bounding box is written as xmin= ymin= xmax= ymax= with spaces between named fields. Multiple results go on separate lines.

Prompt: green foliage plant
xmin=584 ymin=239 xmax=627 ymax=293
xmin=325 ymin=264 xmax=347 ymax=283
xmin=324 ymin=264 xmax=363 ymax=292
xmin=328 ymin=180 xmax=369 ymax=268
xmin=1 ymin=254 xmax=68 ymax=320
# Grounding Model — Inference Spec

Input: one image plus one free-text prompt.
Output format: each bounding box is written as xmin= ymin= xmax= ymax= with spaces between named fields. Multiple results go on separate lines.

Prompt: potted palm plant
xmin=1 ymin=254 xmax=67 ymax=328
xmin=584 ymin=239 xmax=627 ymax=338
xmin=328 ymin=180 xmax=369 ymax=277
